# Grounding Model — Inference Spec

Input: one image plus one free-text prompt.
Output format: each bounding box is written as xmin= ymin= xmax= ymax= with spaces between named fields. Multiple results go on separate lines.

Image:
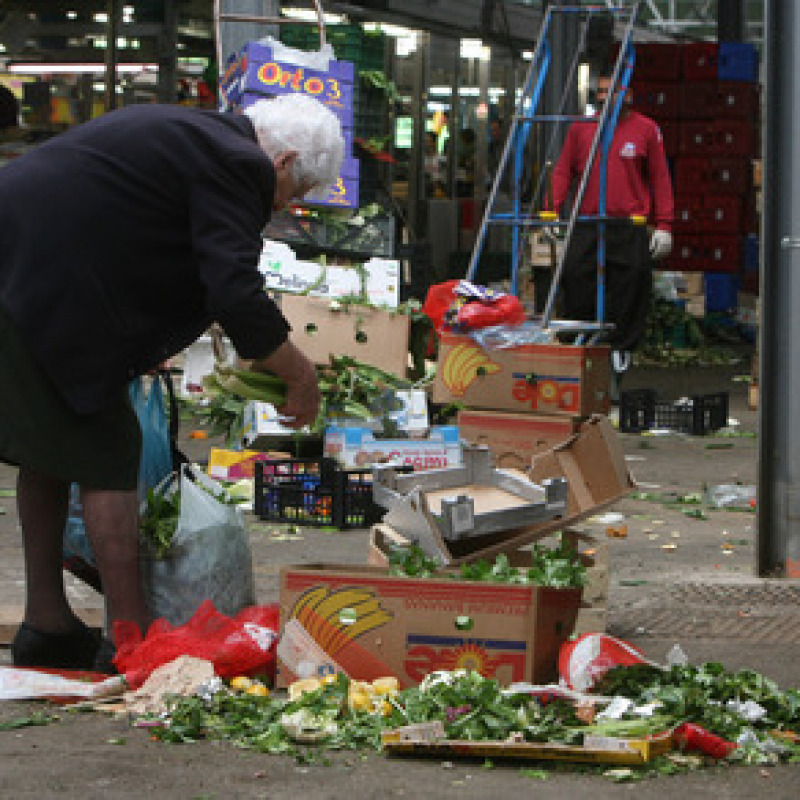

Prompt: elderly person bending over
xmin=0 ymin=93 xmax=344 ymax=671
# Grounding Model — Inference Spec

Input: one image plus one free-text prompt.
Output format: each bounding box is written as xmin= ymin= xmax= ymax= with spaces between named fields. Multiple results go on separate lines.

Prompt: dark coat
xmin=0 ymin=104 xmax=288 ymax=414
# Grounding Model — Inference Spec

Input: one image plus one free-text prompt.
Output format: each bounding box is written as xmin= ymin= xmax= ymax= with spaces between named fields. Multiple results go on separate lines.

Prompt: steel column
xmin=758 ymin=1 xmax=800 ymax=578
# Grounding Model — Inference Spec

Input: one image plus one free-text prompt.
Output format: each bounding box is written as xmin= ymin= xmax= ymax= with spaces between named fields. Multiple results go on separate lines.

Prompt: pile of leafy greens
xmin=387 ymin=540 xmax=586 ymax=589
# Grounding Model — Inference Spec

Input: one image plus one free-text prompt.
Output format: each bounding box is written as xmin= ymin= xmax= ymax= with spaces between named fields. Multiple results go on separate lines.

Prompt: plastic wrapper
xmin=114 ymin=601 xmax=279 ymax=690
xmin=141 ymin=466 xmax=256 ymax=627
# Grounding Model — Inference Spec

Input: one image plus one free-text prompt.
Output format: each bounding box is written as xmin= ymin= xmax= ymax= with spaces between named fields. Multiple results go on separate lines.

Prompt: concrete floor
xmin=1 ymin=355 xmax=799 ymax=797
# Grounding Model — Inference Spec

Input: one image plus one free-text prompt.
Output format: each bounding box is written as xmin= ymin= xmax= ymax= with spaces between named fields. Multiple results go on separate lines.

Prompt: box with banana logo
xmin=433 ymin=333 xmax=610 ymax=417
xmin=276 ymin=563 xmax=582 ymax=689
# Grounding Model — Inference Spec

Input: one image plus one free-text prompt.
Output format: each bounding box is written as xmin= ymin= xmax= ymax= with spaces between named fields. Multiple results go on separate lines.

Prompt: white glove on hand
xmin=649 ymin=229 xmax=673 ymax=260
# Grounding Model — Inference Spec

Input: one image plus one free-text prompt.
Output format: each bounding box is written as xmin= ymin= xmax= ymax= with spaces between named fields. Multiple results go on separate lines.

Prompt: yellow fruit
xmin=320 ymin=674 xmax=338 ymax=687
xmin=348 ymin=690 xmax=373 ymax=713
xmin=288 ymin=677 xmax=321 ymax=700
xmin=245 ymin=684 xmax=269 ymax=697
xmin=380 ymin=700 xmax=394 ymax=716
xmin=230 ymin=676 xmax=253 ymax=691
xmin=371 ymin=677 xmax=399 ymax=695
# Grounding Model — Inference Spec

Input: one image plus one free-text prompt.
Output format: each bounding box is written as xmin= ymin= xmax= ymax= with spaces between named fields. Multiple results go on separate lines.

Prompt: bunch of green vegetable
xmin=595 ymin=662 xmax=800 ymax=743
xmin=388 ymin=540 xmax=586 ymax=589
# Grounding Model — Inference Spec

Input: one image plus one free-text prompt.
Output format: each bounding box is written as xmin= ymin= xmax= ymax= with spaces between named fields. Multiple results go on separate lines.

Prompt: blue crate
xmin=705 ymin=273 xmax=741 ymax=313
xmin=743 ymin=234 xmax=759 ymax=272
xmin=718 ymin=42 xmax=759 ymax=82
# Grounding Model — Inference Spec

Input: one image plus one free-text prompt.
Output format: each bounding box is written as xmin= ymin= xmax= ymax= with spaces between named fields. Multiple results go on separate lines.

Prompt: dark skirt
xmin=0 ymin=305 xmax=141 ymax=489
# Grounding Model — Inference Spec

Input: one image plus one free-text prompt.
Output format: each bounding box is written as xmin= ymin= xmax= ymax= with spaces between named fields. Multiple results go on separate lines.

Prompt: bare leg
xmin=17 ymin=468 xmax=81 ymax=632
xmin=80 ymin=487 xmax=149 ymax=636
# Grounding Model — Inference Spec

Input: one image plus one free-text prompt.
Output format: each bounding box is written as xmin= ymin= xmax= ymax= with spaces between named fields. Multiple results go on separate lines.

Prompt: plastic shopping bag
xmin=141 ymin=465 xmax=256 ymax=627
xmin=131 ymin=375 xmax=173 ymax=494
xmin=114 ymin=600 xmax=279 ymax=690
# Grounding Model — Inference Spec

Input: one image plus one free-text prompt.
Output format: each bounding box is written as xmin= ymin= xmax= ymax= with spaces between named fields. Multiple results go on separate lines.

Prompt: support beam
xmin=718 ymin=0 xmax=746 ymax=42
xmin=758 ymin=1 xmax=800 ymax=578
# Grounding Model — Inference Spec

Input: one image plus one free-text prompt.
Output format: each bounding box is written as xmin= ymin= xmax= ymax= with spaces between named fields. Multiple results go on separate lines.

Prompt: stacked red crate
xmin=659 ymin=41 xmax=761 ymax=275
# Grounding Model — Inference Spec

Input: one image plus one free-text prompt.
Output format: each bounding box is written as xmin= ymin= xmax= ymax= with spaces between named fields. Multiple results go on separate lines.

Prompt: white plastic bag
xmin=141 ymin=465 xmax=256 ymax=627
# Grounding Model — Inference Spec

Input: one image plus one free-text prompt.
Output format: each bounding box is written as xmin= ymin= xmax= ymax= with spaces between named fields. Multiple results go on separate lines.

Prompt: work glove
xmin=649 ymin=229 xmax=673 ymax=260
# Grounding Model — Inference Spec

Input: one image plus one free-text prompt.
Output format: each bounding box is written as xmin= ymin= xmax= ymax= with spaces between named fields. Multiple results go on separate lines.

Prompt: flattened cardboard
xmin=433 ymin=333 xmax=610 ymax=417
xmin=280 ymin=294 xmax=410 ymax=374
xmin=458 ymin=408 xmax=583 ymax=469
xmin=387 ymin=415 xmax=633 ymax=566
xmin=277 ymin=563 xmax=582 ymax=689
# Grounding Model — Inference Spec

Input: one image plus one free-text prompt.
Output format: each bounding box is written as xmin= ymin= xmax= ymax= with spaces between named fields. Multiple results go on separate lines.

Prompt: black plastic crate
xmin=253 ymin=457 xmax=385 ymax=529
xmin=619 ymin=389 xmax=729 ymax=436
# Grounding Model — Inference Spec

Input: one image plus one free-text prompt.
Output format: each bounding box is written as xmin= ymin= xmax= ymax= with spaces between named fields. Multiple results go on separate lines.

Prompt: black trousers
xmin=560 ymin=223 xmax=652 ymax=351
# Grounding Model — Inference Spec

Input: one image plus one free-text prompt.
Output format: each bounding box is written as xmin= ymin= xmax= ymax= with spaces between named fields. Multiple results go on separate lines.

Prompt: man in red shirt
xmin=552 ymin=75 xmax=674 ymax=373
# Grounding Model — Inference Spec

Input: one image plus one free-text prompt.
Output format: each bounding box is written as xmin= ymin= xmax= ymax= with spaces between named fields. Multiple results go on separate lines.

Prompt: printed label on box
xmin=259 ymin=241 xmax=399 ymax=308
xmin=324 ymin=425 xmax=461 ymax=470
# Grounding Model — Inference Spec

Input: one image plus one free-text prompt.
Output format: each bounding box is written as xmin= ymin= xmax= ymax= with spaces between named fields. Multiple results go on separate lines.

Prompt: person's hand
xmin=650 ymin=229 xmax=673 ymax=260
xmin=249 ymin=340 xmax=320 ymax=429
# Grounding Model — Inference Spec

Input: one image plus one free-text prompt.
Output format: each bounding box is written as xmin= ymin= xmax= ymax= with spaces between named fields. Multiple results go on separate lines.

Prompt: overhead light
xmin=281 ymin=7 xmax=344 ymax=25
xmin=521 ymin=50 xmax=534 ymax=61
xmin=93 ymin=13 xmax=108 ymax=24
xmin=66 ymin=11 xmax=78 ymax=20
xmin=7 ymin=63 xmax=158 ymax=75
xmin=461 ymin=39 xmax=490 ymax=61
xmin=395 ymin=33 xmax=417 ymax=57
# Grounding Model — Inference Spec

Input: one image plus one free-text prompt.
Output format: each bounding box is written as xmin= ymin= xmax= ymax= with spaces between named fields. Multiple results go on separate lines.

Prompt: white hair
xmin=243 ymin=93 xmax=345 ymax=200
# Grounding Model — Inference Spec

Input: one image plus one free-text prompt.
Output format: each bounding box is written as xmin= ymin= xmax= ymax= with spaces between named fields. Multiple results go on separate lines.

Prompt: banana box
xmin=433 ymin=333 xmax=610 ymax=417
xmin=276 ymin=563 xmax=582 ymax=689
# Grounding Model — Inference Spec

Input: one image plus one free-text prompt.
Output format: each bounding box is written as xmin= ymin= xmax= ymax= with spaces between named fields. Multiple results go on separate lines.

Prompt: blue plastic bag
xmin=130 ymin=376 xmax=173 ymax=495
xmin=63 ymin=376 xmax=174 ymax=567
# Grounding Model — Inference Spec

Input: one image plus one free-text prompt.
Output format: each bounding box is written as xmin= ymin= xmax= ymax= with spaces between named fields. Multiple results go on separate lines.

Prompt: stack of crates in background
xmin=281 ymin=23 xmax=390 ymax=206
xmin=629 ymin=40 xmax=761 ymax=319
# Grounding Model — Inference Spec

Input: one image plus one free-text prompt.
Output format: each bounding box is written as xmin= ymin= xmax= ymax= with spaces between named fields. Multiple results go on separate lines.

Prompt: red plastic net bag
xmin=558 ymin=633 xmax=654 ymax=692
xmin=113 ymin=600 xmax=279 ymax=689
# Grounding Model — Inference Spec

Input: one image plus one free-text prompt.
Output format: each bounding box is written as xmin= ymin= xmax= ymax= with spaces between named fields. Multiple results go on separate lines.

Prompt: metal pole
xmin=718 ymin=0 xmax=746 ymax=42
xmin=157 ymin=0 xmax=178 ymax=104
xmin=104 ymin=0 xmax=118 ymax=112
xmin=758 ymin=1 xmax=800 ymax=578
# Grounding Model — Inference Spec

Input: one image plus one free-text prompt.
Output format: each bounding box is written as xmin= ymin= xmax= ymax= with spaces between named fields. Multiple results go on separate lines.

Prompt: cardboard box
xmin=368 ymin=524 xmax=609 ymax=637
xmin=260 ymin=241 xmax=400 ymax=307
xmin=241 ymin=400 xmax=310 ymax=445
xmin=432 ymin=334 xmax=610 ymax=417
xmin=408 ymin=416 xmax=633 ymax=566
xmin=207 ymin=447 xmax=289 ymax=480
xmin=276 ymin=563 xmax=582 ymax=688
xmin=279 ymin=294 xmax=410 ymax=374
xmin=682 ymin=272 xmax=704 ymax=296
xmin=457 ymin=408 xmax=583 ymax=470
xmin=324 ymin=425 xmax=461 ymax=470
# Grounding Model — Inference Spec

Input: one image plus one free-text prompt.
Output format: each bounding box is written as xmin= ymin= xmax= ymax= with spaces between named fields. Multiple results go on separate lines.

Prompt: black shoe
xmin=92 ymin=637 xmax=118 ymax=675
xmin=11 ymin=620 xmax=101 ymax=670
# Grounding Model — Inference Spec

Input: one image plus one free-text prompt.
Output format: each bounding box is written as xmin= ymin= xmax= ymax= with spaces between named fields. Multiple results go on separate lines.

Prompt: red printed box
xmin=716 ymin=82 xmax=760 ymax=118
xmin=682 ymin=42 xmax=719 ymax=80
xmin=673 ymin=194 xmax=707 ymax=233
xmin=276 ymin=564 xmax=582 ymax=688
xmin=678 ymin=82 xmax=718 ymax=119
xmin=630 ymin=81 xmax=680 ymax=119
xmin=703 ymin=235 xmax=743 ymax=272
xmin=704 ymin=195 xmax=743 ymax=233
xmin=658 ymin=120 xmax=679 ymax=157
xmin=668 ymin=234 xmax=704 ymax=271
xmin=675 ymin=158 xmax=711 ymax=195
xmin=679 ymin=121 xmax=715 ymax=156
xmin=712 ymin=120 xmax=759 ymax=157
